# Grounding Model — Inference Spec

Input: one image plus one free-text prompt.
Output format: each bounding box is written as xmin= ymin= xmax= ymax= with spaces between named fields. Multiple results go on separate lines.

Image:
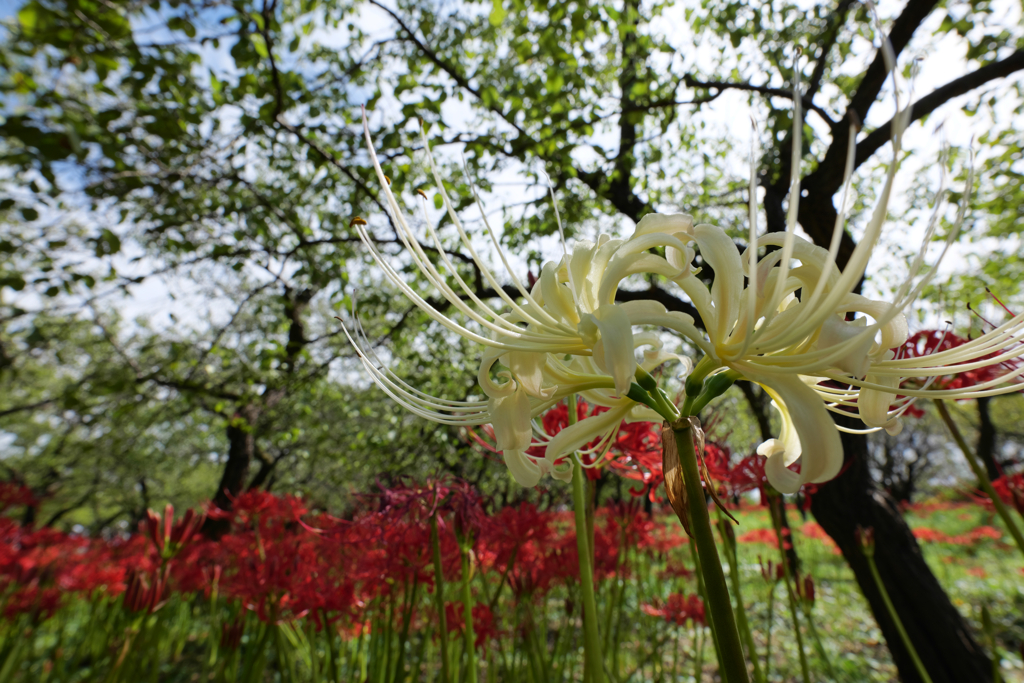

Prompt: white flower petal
xmin=753 ymin=374 xmax=844 ymax=494
xmin=503 ymin=450 xmax=542 ymax=487
xmin=489 ymin=387 xmax=533 ymax=452
xmin=542 ymin=403 xmax=632 ymax=468
xmin=509 ymin=350 xmax=555 ymax=399
xmin=859 ymin=373 xmax=900 ymax=429
xmin=579 ymin=304 xmax=637 ymax=396
xmin=693 ymin=224 xmax=744 ymax=345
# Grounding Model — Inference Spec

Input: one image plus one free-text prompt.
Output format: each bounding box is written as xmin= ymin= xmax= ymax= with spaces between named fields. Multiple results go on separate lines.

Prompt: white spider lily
xmin=634 ymin=40 xmax=1023 ymax=493
xmin=343 ymin=111 xmax=700 ymax=487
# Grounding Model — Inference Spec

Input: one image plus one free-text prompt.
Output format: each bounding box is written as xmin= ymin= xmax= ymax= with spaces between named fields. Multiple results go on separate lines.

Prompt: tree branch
xmin=684 ymin=75 xmax=837 ymax=127
xmin=855 ymin=49 xmax=1024 ymax=167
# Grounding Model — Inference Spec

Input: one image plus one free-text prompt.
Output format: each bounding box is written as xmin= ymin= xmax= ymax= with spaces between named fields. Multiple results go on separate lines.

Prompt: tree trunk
xmin=975 ymin=396 xmax=1001 ymax=481
xmin=204 ymin=404 xmax=260 ymax=537
xmin=811 ymin=416 xmax=991 ymax=682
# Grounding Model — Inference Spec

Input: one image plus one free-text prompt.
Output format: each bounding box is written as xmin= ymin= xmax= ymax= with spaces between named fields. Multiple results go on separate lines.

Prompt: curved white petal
xmin=579 ymin=304 xmax=637 ymax=396
xmin=489 ymin=386 xmax=533 ymax=452
xmin=542 ymin=403 xmax=632 ymax=468
xmin=509 ymin=350 xmax=556 ymax=399
xmin=859 ymin=373 xmax=902 ymax=432
xmin=752 ymin=374 xmax=844 ymax=494
xmin=693 ymin=224 xmax=744 ymax=345
xmin=503 ymin=450 xmax=542 ymax=487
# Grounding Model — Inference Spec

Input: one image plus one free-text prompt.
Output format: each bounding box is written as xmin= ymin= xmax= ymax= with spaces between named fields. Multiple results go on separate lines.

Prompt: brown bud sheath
xmin=661 ymin=423 xmax=693 ymax=538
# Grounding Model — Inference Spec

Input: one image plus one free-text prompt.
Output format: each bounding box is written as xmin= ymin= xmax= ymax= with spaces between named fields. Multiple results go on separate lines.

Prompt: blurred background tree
xmin=2 ymin=0 xmax=1023 ymax=679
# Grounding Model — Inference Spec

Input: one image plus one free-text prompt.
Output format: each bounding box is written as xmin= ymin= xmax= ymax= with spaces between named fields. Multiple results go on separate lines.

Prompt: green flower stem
xmin=935 ymin=399 xmax=1024 ymax=559
xmin=459 ymin=546 xmax=478 ymax=683
xmin=719 ymin=516 xmax=766 ymax=683
xmin=768 ymin=499 xmax=810 ymax=683
xmin=803 ymin=606 xmax=837 ymax=681
xmin=779 ymin=566 xmax=810 ymax=683
xmin=430 ymin=516 xmax=452 ymax=683
xmin=864 ymin=550 xmax=934 ymax=683
xmin=672 ymin=421 xmax=750 ymax=683
xmin=690 ymin=529 xmax=725 ymax=672
xmin=568 ymin=393 xmax=605 ymax=683
xmin=572 ymin=455 xmax=606 ymax=683
xmin=764 ymin=583 xmax=775 ymax=681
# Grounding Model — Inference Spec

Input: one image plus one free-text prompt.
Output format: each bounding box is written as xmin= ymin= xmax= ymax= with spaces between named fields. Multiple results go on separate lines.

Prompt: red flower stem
xmin=429 ymin=515 xmax=452 ymax=683
xmin=935 ymin=399 xmax=1024 ymax=559
xmin=672 ymin=421 xmax=750 ymax=683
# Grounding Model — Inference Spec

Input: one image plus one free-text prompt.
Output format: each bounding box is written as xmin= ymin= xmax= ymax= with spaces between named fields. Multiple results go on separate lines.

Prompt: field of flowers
xmin=1 ymin=479 xmax=1021 ymax=683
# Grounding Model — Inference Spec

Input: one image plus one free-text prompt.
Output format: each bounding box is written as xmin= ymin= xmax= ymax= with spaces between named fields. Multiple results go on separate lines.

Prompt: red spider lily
xmin=798 ymin=522 xmax=840 ymax=555
xmin=758 ymin=557 xmax=784 ymax=583
xmin=658 ymin=564 xmax=694 ymax=581
xmin=895 ymin=327 xmax=1023 ymax=417
xmin=473 ymin=400 xmax=667 ymax=495
xmin=143 ymin=505 xmax=205 ymax=560
xmin=737 ymin=528 xmax=780 ymax=546
xmin=0 ymin=482 xmax=37 ymax=512
xmin=913 ymin=525 xmax=1001 ymax=545
xmin=795 ymin=573 xmax=815 ymax=608
xmin=913 ymin=527 xmax=949 ymax=543
xmin=898 ymin=329 xmax=1014 ymax=392
xmin=948 ymin=526 xmax=1002 ymax=545
xmin=645 ymin=523 xmax=689 ymax=556
xmin=445 ymin=602 xmax=499 ymax=648
xmin=207 ymin=490 xmax=308 ymax=528
xmin=641 ymin=593 xmax=705 ymax=627
xmin=123 ymin=567 xmax=170 ymax=614
xmin=719 ymin=454 xmax=768 ymax=501
xmin=990 ymin=473 xmax=1024 ymax=517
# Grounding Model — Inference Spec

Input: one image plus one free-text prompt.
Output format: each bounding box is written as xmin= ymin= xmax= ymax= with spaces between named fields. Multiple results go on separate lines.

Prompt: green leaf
xmin=489 ymin=0 xmax=507 ymax=27
xmin=17 ymin=3 xmax=39 ymax=33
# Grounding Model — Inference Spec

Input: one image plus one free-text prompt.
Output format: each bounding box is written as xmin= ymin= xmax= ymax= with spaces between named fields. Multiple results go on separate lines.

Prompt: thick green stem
xmin=690 ymin=531 xmax=725 ymax=672
xmin=720 ymin=516 xmax=765 ymax=683
xmin=459 ymin=547 xmax=478 ymax=683
xmin=572 ymin=457 xmax=606 ymax=683
xmin=672 ymin=422 xmax=750 ymax=683
xmin=430 ymin=516 xmax=452 ymax=683
xmin=865 ymin=551 xmax=934 ymax=683
xmin=935 ymin=399 xmax=1024 ymax=559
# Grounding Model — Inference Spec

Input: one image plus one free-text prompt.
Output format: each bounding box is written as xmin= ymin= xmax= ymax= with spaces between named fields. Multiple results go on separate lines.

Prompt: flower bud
xmin=856 ymin=526 xmax=875 ymax=557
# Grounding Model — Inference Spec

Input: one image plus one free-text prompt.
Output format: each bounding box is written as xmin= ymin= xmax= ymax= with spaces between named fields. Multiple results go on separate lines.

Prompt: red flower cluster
xmin=897 ymin=329 xmax=1023 ymax=418
xmin=912 ymin=525 xmax=1002 ymax=545
xmin=990 ymin=473 xmax=1024 ymax=517
xmin=641 ymin=593 xmax=705 ymax=627
xmin=0 ymin=484 xmax=690 ymax=638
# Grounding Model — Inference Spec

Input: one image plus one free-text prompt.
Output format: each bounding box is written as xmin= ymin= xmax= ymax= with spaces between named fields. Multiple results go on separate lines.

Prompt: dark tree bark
xmin=812 ymin=416 xmax=992 ymax=683
xmin=203 ymin=287 xmax=314 ymax=537
xmin=975 ymin=396 xmax=1001 ymax=481
xmin=204 ymin=403 xmax=261 ymax=538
